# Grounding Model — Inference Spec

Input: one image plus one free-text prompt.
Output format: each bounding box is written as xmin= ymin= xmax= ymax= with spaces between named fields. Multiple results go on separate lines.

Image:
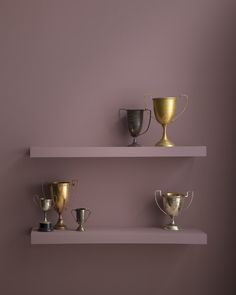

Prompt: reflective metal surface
xmin=155 ymin=190 xmax=194 ymax=230
xmin=33 ymin=196 xmax=54 ymax=232
xmin=71 ymin=208 xmax=91 ymax=232
xmin=152 ymin=95 xmax=188 ymax=147
xmin=119 ymin=108 xmax=151 ymax=146
xmin=48 ymin=180 xmax=78 ymax=230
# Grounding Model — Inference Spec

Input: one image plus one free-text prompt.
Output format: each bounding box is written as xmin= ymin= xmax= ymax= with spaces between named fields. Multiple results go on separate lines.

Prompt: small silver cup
xmin=71 ymin=208 xmax=91 ymax=231
xmin=33 ymin=196 xmax=54 ymax=232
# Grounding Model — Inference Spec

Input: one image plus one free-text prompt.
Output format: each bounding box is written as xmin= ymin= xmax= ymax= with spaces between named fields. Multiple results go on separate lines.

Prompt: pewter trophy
xmin=119 ymin=108 xmax=151 ymax=146
xmin=152 ymin=95 xmax=188 ymax=147
xmin=154 ymin=190 xmax=193 ymax=230
xmin=71 ymin=208 xmax=91 ymax=231
xmin=46 ymin=180 xmax=78 ymax=230
xmin=33 ymin=196 xmax=54 ymax=232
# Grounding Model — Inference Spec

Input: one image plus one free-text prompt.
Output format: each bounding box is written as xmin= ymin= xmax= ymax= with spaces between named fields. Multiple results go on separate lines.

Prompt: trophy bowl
xmin=154 ymin=190 xmax=193 ymax=230
xmin=119 ymin=108 xmax=151 ymax=146
xmin=48 ymin=180 xmax=78 ymax=230
xmin=152 ymin=95 xmax=188 ymax=147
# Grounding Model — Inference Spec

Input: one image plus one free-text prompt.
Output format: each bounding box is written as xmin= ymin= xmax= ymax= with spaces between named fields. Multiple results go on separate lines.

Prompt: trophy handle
xmin=154 ymin=190 xmax=168 ymax=216
xmin=184 ymin=191 xmax=194 ymax=210
xmin=71 ymin=179 xmax=79 ymax=189
xmin=139 ymin=109 xmax=152 ymax=135
xmin=33 ymin=195 xmax=40 ymax=207
xmin=119 ymin=108 xmax=127 ymax=119
xmin=71 ymin=209 xmax=77 ymax=221
xmin=172 ymin=94 xmax=188 ymax=122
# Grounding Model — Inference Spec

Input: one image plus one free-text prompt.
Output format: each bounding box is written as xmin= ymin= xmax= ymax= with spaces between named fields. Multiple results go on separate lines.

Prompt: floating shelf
xmin=31 ymin=227 xmax=207 ymax=245
xmin=30 ymin=146 xmax=207 ymax=158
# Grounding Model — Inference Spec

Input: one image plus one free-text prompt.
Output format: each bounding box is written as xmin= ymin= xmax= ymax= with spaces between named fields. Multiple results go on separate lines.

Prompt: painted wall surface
xmin=0 ymin=1 xmax=235 ymax=294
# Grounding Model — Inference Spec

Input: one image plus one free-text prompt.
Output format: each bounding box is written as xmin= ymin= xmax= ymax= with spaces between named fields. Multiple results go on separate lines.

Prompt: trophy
xmin=47 ymin=180 xmax=78 ymax=230
xmin=33 ymin=196 xmax=54 ymax=232
xmin=71 ymin=208 xmax=91 ymax=231
xmin=152 ymin=95 xmax=188 ymax=147
xmin=154 ymin=190 xmax=194 ymax=230
xmin=119 ymin=108 xmax=151 ymax=146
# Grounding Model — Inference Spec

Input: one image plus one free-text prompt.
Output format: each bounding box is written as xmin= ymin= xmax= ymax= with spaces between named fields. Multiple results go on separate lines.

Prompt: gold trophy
xmin=152 ymin=95 xmax=188 ymax=147
xmin=33 ymin=196 xmax=54 ymax=232
xmin=47 ymin=180 xmax=78 ymax=230
xmin=154 ymin=190 xmax=194 ymax=230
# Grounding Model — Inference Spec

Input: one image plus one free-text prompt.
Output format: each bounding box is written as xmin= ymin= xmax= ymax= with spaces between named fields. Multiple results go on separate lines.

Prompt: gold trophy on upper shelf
xmin=152 ymin=95 xmax=188 ymax=147
xmin=45 ymin=180 xmax=78 ymax=230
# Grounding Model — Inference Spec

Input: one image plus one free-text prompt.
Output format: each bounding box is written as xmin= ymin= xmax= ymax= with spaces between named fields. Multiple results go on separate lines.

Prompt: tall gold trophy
xmin=48 ymin=180 xmax=78 ymax=230
xmin=152 ymin=95 xmax=188 ymax=147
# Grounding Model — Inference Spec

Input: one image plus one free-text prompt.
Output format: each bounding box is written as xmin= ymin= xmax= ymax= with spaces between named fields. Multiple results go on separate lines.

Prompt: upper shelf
xmin=30 ymin=146 xmax=207 ymax=158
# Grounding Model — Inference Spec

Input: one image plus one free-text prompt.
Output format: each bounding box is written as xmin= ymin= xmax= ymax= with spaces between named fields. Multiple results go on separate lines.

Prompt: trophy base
xmin=76 ymin=225 xmax=85 ymax=232
xmin=38 ymin=222 xmax=53 ymax=232
xmin=128 ymin=137 xmax=141 ymax=147
xmin=54 ymin=223 xmax=67 ymax=230
xmin=164 ymin=224 xmax=180 ymax=231
xmin=155 ymin=139 xmax=175 ymax=147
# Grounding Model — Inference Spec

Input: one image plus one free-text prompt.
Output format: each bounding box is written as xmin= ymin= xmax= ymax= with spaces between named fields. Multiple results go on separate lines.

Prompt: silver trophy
xmin=119 ymin=108 xmax=151 ymax=146
xmin=33 ymin=196 xmax=54 ymax=232
xmin=71 ymin=208 xmax=91 ymax=231
xmin=154 ymin=190 xmax=194 ymax=230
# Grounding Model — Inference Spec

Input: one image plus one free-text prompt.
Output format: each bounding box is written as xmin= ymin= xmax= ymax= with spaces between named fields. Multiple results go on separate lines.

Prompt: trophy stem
xmin=43 ymin=212 xmax=48 ymax=223
xmin=54 ymin=213 xmax=67 ymax=230
xmin=128 ymin=137 xmax=141 ymax=147
xmin=164 ymin=217 xmax=180 ymax=231
xmin=155 ymin=124 xmax=175 ymax=147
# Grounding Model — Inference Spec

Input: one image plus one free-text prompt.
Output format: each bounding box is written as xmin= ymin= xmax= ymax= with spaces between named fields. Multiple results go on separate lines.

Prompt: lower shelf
xmin=31 ymin=227 xmax=207 ymax=245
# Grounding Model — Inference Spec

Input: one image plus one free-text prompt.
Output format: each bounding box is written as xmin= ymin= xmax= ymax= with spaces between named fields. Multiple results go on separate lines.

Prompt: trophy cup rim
xmin=50 ymin=181 xmax=71 ymax=184
xmin=152 ymin=97 xmax=177 ymax=100
xmin=74 ymin=207 xmax=88 ymax=211
xmin=162 ymin=192 xmax=186 ymax=198
xmin=126 ymin=109 xmax=146 ymax=111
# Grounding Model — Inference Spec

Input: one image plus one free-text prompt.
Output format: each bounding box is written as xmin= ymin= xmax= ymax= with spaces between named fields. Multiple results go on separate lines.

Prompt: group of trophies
xmin=120 ymin=94 xmax=188 ymax=147
xmin=34 ymin=181 xmax=91 ymax=232
xmin=35 ymin=95 xmax=194 ymax=232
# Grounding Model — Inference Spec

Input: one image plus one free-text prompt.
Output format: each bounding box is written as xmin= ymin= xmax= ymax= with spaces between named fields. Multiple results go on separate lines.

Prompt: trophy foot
xmin=76 ymin=225 xmax=85 ymax=232
xmin=155 ymin=138 xmax=175 ymax=147
xmin=38 ymin=222 xmax=53 ymax=232
xmin=128 ymin=138 xmax=141 ymax=147
xmin=164 ymin=224 xmax=180 ymax=231
xmin=54 ymin=219 xmax=67 ymax=230
xmin=54 ymin=223 xmax=67 ymax=230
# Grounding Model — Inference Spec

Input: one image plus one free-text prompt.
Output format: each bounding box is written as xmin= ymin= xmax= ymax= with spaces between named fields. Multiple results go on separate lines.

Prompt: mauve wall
xmin=0 ymin=1 xmax=235 ymax=294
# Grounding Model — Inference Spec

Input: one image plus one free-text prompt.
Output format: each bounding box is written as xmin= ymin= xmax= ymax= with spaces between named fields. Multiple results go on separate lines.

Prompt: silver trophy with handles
xmin=154 ymin=190 xmax=194 ymax=230
xmin=71 ymin=208 xmax=91 ymax=231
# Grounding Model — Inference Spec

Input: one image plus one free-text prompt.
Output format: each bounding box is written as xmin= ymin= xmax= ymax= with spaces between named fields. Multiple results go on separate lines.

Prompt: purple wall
xmin=0 ymin=1 xmax=235 ymax=294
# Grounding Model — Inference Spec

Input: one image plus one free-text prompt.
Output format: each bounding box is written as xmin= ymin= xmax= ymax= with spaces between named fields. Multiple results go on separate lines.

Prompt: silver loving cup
xmin=154 ymin=190 xmax=194 ymax=230
xmin=71 ymin=208 xmax=91 ymax=232
xmin=33 ymin=195 xmax=54 ymax=232
xmin=119 ymin=108 xmax=151 ymax=146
